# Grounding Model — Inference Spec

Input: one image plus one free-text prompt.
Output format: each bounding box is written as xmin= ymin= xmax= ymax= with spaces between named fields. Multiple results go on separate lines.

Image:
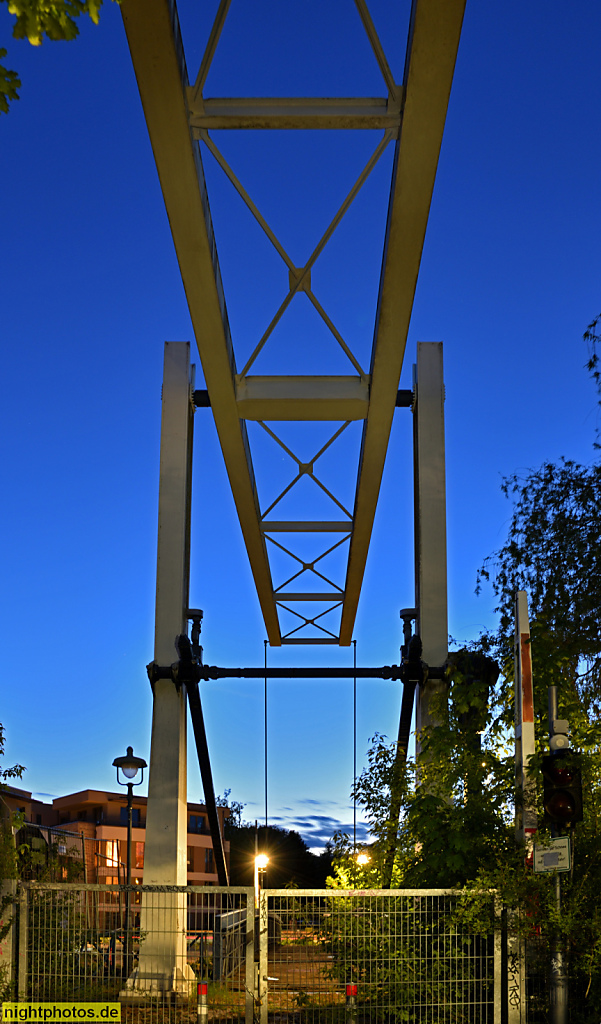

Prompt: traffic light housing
xmin=542 ymin=750 xmax=583 ymax=827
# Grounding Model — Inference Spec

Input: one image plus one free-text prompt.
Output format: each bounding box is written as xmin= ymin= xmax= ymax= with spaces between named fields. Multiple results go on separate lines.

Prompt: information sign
xmin=533 ymin=835 xmax=571 ymax=873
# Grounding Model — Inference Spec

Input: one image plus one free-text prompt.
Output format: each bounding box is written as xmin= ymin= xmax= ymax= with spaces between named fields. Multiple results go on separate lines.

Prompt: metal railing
xmin=258 ymin=890 xmax=502 ymax=1023
xmin=14 ymin=883 xmax=254 ymax=1023
xmin=7 ymin=884 xmax=512 ymax=1022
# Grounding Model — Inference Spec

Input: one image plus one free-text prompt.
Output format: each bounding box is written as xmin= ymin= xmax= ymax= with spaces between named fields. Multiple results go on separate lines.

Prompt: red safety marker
xmin=197 ymin=981 xmax=208 ymax=1021
xmin=346 ymin=982 xmax=357 ymax=1018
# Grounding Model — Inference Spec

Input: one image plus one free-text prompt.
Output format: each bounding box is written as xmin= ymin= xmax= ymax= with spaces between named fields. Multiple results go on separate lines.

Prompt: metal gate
xmin=258 ymin=890 xmax=502 ymax=1023
xmin=7 ymin=884 xmax=504 ymax=1022
xmin=11 ymin=883 xmax=255 ymax=1023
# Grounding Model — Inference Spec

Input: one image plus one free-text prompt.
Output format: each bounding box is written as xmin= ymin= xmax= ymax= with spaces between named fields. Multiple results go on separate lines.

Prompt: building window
xmin=105 ymin=840 xmax=119 ymax=868
xmin=189 ymin=815 xmax=205 ymax=833
xmin=204 ymin=848 xmax=214 ymax=874
xmin=103 ymin=879 xmax=118 ymax=903
xmin=35 ymin=814 xmax=42 ymax=825
xmin=77 ymin=810 xmax=87 ymax=821
xmin=120 ymin=807 xmax=141 ymax=826
xmin=187 ymin=847 xmax=194 ymax=872
xmin=93 ymin=807 xmax=103 ymax=824
xmin=135 ymin=842 xmax=144 ymax=869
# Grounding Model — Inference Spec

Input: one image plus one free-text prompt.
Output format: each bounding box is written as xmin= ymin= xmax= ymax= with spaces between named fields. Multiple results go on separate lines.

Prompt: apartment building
xmin=5 ymin=785 xmax=229 ymax=886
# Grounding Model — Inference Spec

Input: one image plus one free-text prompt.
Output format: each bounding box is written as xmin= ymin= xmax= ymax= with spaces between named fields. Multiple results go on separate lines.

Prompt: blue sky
xmin=2 ymin=0 xmax=600 ymax=851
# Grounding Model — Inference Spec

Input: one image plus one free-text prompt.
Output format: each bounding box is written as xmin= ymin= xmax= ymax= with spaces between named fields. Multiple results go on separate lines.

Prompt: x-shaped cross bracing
xmin=121 ymin=0 xmax=466 ymax=644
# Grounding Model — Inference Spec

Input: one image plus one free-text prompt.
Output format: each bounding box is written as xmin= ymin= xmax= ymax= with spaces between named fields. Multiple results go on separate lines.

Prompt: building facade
xmin=5 ymin=785 xmax=229 ymax=888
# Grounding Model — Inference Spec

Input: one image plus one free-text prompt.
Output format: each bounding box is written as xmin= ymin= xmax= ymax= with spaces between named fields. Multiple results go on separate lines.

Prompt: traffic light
xmin=542 ymin=750 xmax=583 ymax=827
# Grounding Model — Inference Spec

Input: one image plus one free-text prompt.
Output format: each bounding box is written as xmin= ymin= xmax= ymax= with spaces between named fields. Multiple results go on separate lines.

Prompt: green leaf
xmin=0 ymin=48 xmax=21 ymax=113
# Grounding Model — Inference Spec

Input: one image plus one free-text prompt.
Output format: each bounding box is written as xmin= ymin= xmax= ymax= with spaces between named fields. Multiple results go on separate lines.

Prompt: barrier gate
xmin=258 ymin=890 xmax=500 ymax=1023
xmin=7 ymin=883 xmax=504 ymax=1022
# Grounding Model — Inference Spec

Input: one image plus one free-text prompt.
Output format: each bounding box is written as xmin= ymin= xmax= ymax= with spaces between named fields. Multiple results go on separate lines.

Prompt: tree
xmin=584 ymin=311 xmax=601 ymax=448
xmin=0 ymin=0 xmax=114 ymax=114
xmin=330 ymin=317 xmax=601 ymax=1019
xmin=1 ymin=724 xmax=26 ymax=999
xmin=330 ymin=676 xmax=601 ymax=1018
xmin=330 ymin=651 xmax=513 ymax=893
xmin=214 ymin=789 xmax=334 ymax=886
xmin=474 ymin=309 xmax=601 ymax=746
xmin=227 ymin=823 xmax=333 ymax=889
xmin=0 ymin=722 xmax=25 ymax=878
xmin=477 ymin=458 xmax=601 ymax=738
xmin=215 ymin=788 xmax=247 ymax=836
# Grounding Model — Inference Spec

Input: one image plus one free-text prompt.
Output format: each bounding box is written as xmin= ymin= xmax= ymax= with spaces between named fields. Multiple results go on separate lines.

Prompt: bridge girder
xmin=121 ymin=0 xmax=465 ymax=645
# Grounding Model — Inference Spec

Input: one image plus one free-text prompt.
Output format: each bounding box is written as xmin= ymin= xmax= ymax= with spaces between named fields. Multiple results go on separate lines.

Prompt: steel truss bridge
xmin=122 ymin=0 xmax=464 ymax=646
xmin=114 ymin=0 xmax=466 ymax=1000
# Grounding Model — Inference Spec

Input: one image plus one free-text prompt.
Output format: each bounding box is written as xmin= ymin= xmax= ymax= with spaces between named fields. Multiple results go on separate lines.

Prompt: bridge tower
xmin=119 ymin=0 xmax=465 ymax=997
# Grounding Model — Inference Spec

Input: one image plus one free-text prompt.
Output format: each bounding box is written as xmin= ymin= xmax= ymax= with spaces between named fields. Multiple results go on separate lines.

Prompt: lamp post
xmin=113 ymin=746 xmax=147 ymax=977
xmin=254 ymin=854 xmax=269 ymax=910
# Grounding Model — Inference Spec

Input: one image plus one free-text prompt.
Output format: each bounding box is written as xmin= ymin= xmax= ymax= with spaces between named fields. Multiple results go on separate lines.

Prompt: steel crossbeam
xmin=121 ymin=0 xmax=465 ymax=645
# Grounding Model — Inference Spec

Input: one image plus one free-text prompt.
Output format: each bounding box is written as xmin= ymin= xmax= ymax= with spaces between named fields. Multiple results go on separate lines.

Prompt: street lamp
xmin=254 ymin=854 xmax=269 ymax=909
xmin=113 ymin=746 xmax=147 ymax=976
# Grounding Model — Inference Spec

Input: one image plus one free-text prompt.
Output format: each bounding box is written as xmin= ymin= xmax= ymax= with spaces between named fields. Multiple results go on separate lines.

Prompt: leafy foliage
xmin=477 ymin=458 xmax=601 ymax=712
xmin=0 ymin=0 xmax=115 ymax=113
xmin=453 ymin=748 xmax=601 ymax=1021
xmin=321 ymin=891 xmax=495 ymax=1023
xmin=330 ymin=691 xmax=601 ymax=1017
xmin=332 ymin=686 xmax=513 ymax=891
xmin=0 ymin=722 xmax=26 ymax=881
xmin=1 ymin=723 xmax=26 ymax=999
xmin=26 ymin=886 xmax=98 ymax=1001
xmin=6 ymin=0 xmax=102 ymax=46
xmin=228 ymin=822 xmax=333 ymax=888
xmin=584 ymin=311 xmax=601 ymax=447
xmin=0 ymin=48 xmax=20 ymax=113
xmin=0 ymin=722 xmax=25 ymax=788
xmin=215 ymin=789 xmax=334 ymax=885
xmin=477 ymin=311 xmax=601 ymax=728
xmin=329 ymin=316 xmax=601 ymax=1018
xmin=215 ymin=788 xmax=247 ymax=835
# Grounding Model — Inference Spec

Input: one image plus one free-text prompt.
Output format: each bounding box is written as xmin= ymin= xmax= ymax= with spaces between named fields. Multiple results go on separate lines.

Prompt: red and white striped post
xmin=508 ymin=590 xmax=536 ymax=1021
xmin=346 ymin=983 xmax=357 ymax=1018
xmin=197 ymin=981 xmax=208 ymax=1023
xmin=515 ymin=590 xmax=537 ymax=856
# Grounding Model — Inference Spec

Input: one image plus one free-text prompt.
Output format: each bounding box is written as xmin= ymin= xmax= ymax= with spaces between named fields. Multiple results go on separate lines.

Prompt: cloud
xmin=296 ymin=797 xmax=339 ymax=808
xmin=274 ymin=811 xmax=370 ymax=849
xmin=244 ymin=800 xmax=371 ymax=850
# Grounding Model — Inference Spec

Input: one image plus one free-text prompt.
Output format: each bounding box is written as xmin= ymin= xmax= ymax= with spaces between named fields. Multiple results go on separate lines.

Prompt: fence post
xmin=346 ymin=982 xmax=357 ymax=1019
xmin=493 ymin=898 xmax=502 ymax=1024
xmin=196 ymin=980 xmax=208 ymax=1022
xmin=245 ymin=888 xmax=255 ymax=1024
xmin=0 ymin=879 xmax=16 ymax=997
xmin=17 ymin=886 xmax=28 ymax=1001
xmin=506 ymin=915 xmax=525 ymax=1024
xmin=259 ymin=889 xmax=268 ymax=1024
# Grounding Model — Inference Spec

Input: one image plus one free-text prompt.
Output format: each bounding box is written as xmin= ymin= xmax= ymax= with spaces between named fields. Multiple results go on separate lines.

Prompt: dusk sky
xmin=2 ymin=1 xmax=600 ymax=850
